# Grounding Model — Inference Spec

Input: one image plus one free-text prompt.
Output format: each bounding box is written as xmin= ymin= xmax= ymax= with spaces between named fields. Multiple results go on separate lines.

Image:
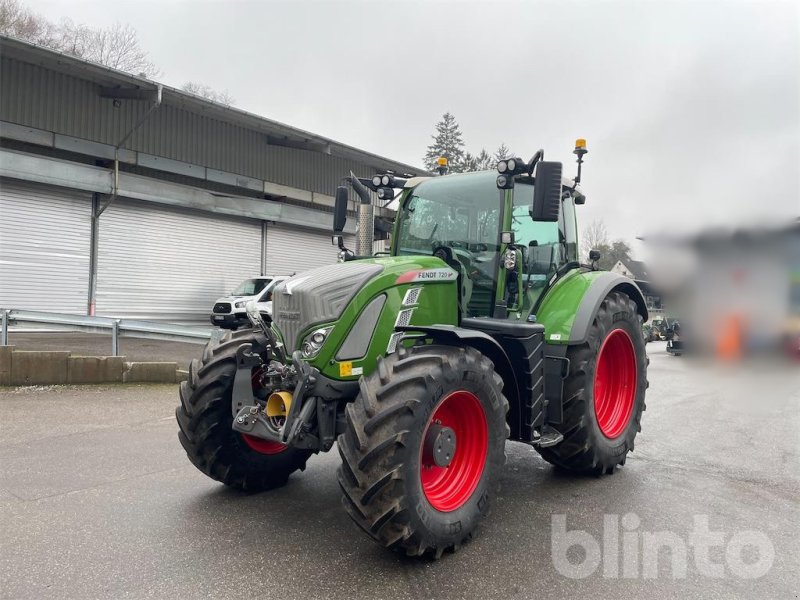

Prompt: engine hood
xmin=271 ymin=256 xmax=457 ymax=352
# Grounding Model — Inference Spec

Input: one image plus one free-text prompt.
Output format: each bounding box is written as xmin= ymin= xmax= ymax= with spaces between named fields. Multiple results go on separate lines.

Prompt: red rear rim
xmin=240 ymin=367 xmax=287 ymax=455
xmin=241 ymin=434 xmax=287 ymax=455
xmin=593 ymin=328 xmax=637 ymax=439
xmin=420 ymin=390 xmax=488 ymax=512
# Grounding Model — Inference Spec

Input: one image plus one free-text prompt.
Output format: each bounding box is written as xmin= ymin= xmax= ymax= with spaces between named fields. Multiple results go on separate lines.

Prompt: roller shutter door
xmin=95 ymin=199 xmax=261 ymax=322
xmin=0 ymin=179 xmax=91 ymax=314
xmin=265 ymin=223 xmax=353 ymax=275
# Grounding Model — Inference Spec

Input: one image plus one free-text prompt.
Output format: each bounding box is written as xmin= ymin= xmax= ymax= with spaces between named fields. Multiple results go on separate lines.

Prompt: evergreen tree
xmin=494 ymin=143 xmax=512 ymax=162
xmin=476 ymin=149 xmax=494 ymax=171
xmin=424 ymin=112 xmax=466 ymax=172
xmin=462 ymin=148 xmax=495 ymax=172
xmin=461 ymin=152 xmax=478 ymax=172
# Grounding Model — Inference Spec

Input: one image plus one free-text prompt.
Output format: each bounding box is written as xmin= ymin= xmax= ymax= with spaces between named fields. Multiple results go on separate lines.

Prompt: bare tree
xmin=0 ymin=0 xmax=56 ymax=45
xmin=581 ymin=219 xmax=609 ymax=261
xmin=579 ymin=219 xmax=634 ymax=270
xmin=181 ymin=82 xmax=235 ymax=106
xmin=0 ymin=1 xmax=159 ymax=77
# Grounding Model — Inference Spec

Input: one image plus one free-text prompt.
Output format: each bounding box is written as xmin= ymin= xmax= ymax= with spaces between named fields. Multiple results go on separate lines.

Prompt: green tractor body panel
xmin=295 ymin=255 xmax=459 ymax=381
xmin=534 ymin=269 xmax=606 ymax=344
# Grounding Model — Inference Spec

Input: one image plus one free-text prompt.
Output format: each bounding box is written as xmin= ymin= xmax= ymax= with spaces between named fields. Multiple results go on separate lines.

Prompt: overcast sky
xmin=24 ymin=0 xmax=800 ymax=254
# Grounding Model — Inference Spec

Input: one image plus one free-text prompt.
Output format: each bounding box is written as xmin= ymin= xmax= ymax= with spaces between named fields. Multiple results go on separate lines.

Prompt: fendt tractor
xmin=176 ymin=140 xmax=649 ymax=558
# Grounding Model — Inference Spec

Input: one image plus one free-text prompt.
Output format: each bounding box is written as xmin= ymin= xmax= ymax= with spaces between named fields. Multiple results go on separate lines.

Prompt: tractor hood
xmin=272 ymin=261 xmax=384 ymax=353
xmin=271 ymin=256 xmax=459 ymax=371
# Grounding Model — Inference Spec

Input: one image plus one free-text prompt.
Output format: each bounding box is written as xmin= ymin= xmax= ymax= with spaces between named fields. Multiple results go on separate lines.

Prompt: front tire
xmin=176 ymin=329 xmax=312 ymax=491
xmin=537 ymin=291 xmax=648 ymax=474
xmin=337 ymin=345 xmax=509 ymax=558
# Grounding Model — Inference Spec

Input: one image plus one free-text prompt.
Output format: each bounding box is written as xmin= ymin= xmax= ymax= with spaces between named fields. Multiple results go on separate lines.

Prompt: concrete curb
xmin=0 ymin=346 xmax=13 ymax=386
xmin=0 ymin=346 xmax=183 ymax=385
xmin=123 ymin=362 xmax=178 ymax=384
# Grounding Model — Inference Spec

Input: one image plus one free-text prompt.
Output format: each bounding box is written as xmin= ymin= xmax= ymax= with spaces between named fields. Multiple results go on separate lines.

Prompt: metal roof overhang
xmin=0 ymin=35 xmax=429 ymax=176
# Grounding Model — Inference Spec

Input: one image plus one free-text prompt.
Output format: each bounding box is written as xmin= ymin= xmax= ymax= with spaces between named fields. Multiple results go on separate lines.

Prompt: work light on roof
xmin=497 ymin=157 xmax=527 ymax=176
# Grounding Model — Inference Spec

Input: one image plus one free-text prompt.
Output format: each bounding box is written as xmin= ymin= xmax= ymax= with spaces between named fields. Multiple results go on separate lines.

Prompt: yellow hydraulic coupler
xmin=266 ymin=391 xmax=292 ymax=418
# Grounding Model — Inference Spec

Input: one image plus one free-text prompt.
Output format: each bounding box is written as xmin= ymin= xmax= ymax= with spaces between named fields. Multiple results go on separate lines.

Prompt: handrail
xmin=1 ymin=309 xmax=218 ymax=356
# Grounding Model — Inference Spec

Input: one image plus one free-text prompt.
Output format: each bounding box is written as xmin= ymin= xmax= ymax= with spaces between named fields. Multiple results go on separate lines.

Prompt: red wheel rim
xmin=241 ymin=433 xmax=287 ymax=455
xmin=420 ymin=390 xmax=488 ymax=512
xmin=593 ymin=328 xmax=637 ymax=439
xmin=240 ymin=366 xmax=287 ymax=455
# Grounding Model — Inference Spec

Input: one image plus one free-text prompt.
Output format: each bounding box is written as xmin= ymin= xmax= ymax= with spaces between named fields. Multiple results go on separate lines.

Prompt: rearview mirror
xmin=530 ymin=161 xmax=562 ymax=222
xmin=333 ymin=186 xmax=348 ymax=233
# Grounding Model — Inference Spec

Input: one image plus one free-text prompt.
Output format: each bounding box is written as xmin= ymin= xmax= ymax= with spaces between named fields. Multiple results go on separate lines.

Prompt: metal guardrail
xmin=1 ymin=309 xmax=220 ymax=356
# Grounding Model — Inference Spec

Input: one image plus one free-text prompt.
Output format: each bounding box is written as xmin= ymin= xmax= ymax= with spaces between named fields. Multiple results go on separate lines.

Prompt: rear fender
xmin=536 ymin=271 xmax=648 ymax=345
xmin=570 ymin=273 xmax=648 ymax=344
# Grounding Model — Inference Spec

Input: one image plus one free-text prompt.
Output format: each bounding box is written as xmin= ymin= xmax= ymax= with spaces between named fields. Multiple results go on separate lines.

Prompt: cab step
xmin=530 ymin=425 xmax=564 ymax=448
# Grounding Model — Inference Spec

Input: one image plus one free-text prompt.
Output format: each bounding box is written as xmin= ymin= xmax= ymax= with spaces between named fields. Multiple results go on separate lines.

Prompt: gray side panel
xmin=0 ymin=178 xmax=91 ymax=314
xmin=336 ymin=294 xmax=387 ymax=360
xmin=272 ymin=262 xmax=383 ymax=351
xmin=264 ymin=222 xmax=354 ymax=275
xmin=569 ymin=272 xmax=648 ymax=343
xmin=95 ymin=198 xmax=261 ymax=322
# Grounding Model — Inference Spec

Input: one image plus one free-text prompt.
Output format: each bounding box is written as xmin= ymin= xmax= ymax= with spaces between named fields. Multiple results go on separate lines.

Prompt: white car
xmin=210 ymin=275 xmax=288 ymax=330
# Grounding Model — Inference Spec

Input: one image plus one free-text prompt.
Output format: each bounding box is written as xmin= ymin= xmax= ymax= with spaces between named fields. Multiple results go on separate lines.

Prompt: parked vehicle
xmin=178 ymin=140 xmax=650 ymax=558
xmin=666 ymin=319 xmax=684 ymax=355
xmin=210 ymin=276 xmax=288 ymax=330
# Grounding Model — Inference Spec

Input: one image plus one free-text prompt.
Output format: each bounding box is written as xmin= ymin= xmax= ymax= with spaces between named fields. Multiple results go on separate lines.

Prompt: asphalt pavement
xmin=1 ymin=343 xmax=798 ymax=599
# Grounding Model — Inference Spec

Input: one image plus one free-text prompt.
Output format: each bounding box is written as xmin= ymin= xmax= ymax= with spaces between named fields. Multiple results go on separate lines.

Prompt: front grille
xmin=273 ymin=262 xmax=384 ymax=352
xmin=213 ymin=302 xmax=232 ymax=313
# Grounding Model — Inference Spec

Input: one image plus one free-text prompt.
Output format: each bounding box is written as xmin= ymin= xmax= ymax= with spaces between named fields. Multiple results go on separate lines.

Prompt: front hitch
xmin=231 ymin=350 xmax=321 ymax=450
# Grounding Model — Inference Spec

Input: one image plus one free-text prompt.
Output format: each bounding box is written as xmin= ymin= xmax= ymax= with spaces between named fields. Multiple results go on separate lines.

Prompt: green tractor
xmin=176 ymin=140 xmax=649 ymax=557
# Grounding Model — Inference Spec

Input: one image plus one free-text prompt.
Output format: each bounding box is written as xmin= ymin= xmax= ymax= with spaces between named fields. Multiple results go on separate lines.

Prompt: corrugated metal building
xmin=0 ymin=36 xmax=425 ymax=321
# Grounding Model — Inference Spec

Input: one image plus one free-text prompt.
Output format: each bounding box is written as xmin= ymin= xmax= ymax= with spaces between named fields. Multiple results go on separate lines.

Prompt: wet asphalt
xmin=1 ymin=343 xmax=798 ymax=599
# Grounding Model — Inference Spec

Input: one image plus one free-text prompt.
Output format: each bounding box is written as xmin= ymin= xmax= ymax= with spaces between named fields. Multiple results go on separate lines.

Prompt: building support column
xmin=261 ymin=221 xmax=268 ymax=276
xmin=88 ymin=193 xmax=100 ymax=316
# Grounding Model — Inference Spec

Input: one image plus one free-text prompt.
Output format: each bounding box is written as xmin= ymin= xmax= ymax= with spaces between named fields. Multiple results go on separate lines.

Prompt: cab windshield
xmin=395 ymin=171 xmax=502 ymax=317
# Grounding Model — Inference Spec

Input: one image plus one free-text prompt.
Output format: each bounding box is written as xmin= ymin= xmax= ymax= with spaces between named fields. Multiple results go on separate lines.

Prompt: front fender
xmin=536 ymin=271 xmax=648 ymax=344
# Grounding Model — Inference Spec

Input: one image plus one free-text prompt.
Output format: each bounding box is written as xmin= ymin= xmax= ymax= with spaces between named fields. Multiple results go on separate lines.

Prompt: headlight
xmin=507 ymin=158 xmax=517 ymax=172
xmin=504 ymin=248 xmax=517 ymax=270
xmin=381 ymin=175 xmax=390 ymax=186
xmin=497 ymin=160 xmax=508 ymax=173
xmin=372 ymin=175 xmax=382 ymax=187
xmin=235 ymin=301 xmax=246 ymax=308
xmin=300 ymin=326 xmax=333 ymax=359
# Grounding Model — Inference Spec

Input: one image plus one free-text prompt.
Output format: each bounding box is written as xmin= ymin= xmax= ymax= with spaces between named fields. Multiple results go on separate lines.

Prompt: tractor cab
xmin=335 ymin=143 xmax=587 ymax=323
xmin=391 ymin=169 xmax=581 ymax=319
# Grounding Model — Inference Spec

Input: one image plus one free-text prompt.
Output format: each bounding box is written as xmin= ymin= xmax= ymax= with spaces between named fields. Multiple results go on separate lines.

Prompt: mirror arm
xmin=526 ymin=149 xmax=544 ymax=175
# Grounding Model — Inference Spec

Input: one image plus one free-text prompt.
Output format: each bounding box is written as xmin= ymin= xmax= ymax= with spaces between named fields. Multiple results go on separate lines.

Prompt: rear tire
xmin=337 ymin=345 xmax=509 ymax=558
xmin=536 ymin=291 xmax=648 ymax=475
xmin=176 ymin=329 xmax=312 ymax=491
